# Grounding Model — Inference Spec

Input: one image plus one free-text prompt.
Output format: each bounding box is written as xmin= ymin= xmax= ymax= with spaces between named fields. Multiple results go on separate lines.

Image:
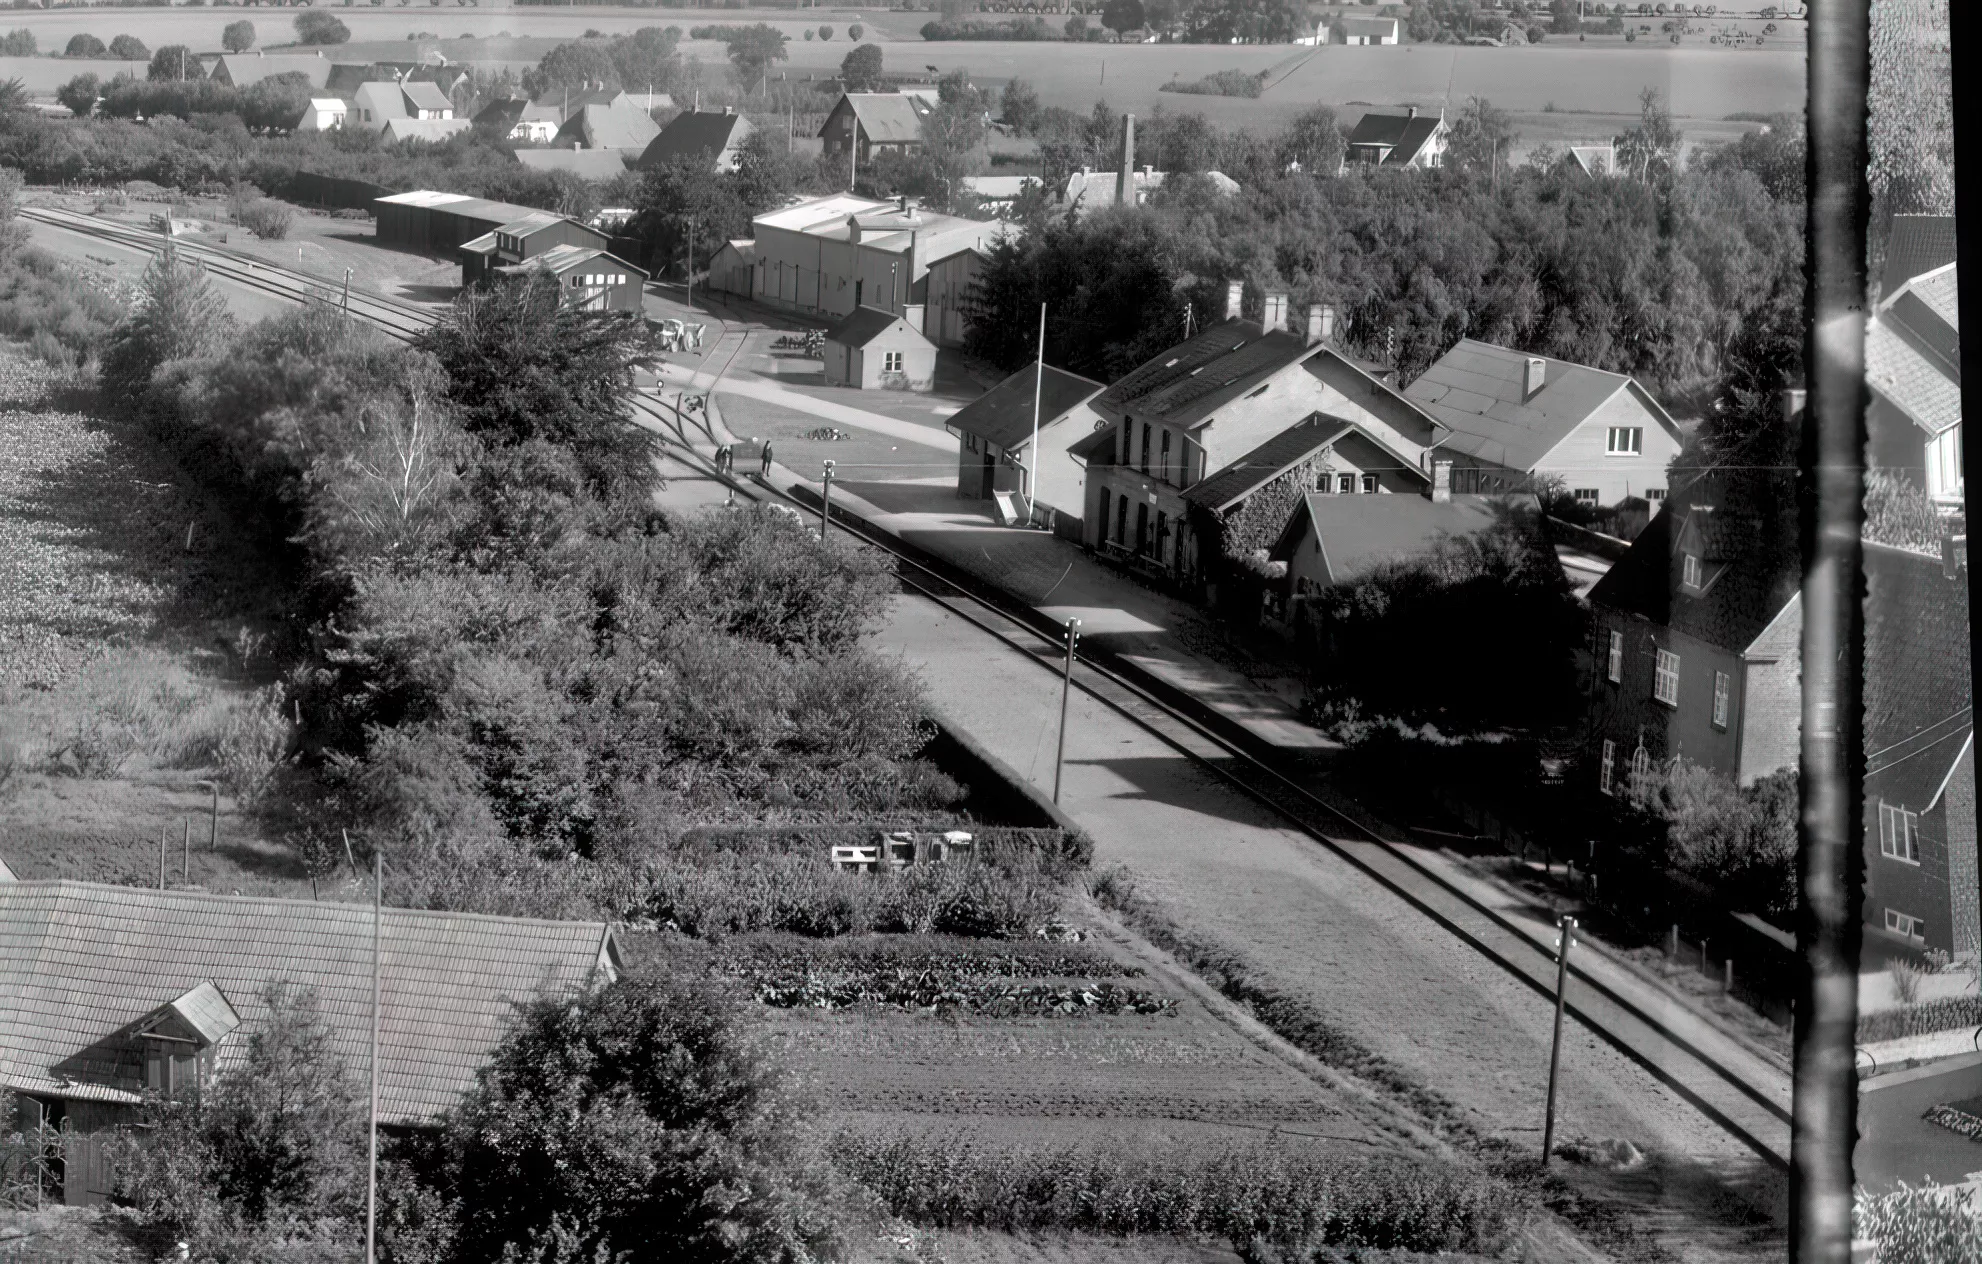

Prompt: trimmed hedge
xmin=1858 ymin=995 xmax=1982 ymax=1045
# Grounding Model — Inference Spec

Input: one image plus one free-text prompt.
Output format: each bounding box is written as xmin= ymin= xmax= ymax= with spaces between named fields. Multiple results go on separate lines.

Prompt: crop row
xmin=711 ymin=930 xmax=1140 ymax=980
xmin=751 ymin=976 xmax=1176 ymax=1016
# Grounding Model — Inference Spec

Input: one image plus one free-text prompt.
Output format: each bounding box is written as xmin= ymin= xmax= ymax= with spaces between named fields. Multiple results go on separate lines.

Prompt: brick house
xmin=1582 ymin=467 xmax=1803 ymax=793
xmin=0 ymin=881 xmax=619 ymax=1206
xmin=1862 ymin=538 xmax=1976 ymax=960
xmin=1078 ymin=284 xmax=1445 ymax=588
xmin=1403 ymin=339 xmax=1685 ymax=508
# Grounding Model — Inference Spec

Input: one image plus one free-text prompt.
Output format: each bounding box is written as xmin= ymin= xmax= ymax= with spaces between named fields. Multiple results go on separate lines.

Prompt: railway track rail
xmin=28 ymin=203 xmax=1792 ymax=1169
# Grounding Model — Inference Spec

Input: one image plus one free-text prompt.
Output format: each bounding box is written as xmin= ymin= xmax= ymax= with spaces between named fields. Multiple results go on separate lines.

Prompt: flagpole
xmin=1025 ymin=302 xmax=1045 ymax=525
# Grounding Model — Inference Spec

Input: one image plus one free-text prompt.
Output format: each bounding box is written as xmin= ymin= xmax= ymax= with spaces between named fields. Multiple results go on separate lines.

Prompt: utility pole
xmin=819 ymin=460 xmax=836 ymax=538
xmin=367 ymin=849 xmax=382 ymax=1264
xmin=342 ymin=267 xmax=352 ymax=313
xmin=1024 ymin=301 xmax=1045 ymax=523
xmin=1053 ymin=618 xmax=1081 ymax=803
xmin=685 ymin=217 xmax=694 ymax=307
xmin=181 ymin=818 xmax=190 ymax=885
xmin=198 ymin=779 xmax=217 ymax=850
xmin=1541 ymin=915 xmax=1576 ymax=1165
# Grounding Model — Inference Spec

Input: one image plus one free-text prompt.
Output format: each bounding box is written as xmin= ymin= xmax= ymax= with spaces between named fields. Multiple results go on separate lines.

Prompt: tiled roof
xmin=1067 ymin=424 xmax=1119 ymax=464
xmin=157 ymin=981 xmax=241 ymax=1045
xmin=0 ymin=882 xmax=619 ymax=1123
xmin=473 ymin=96 xmax=560 ymax=130
xmin=1275 ymin=493 xmax=1512 ymax=586
xmin=555 ymin=101 xmax=661 ymax=152
xmin=210 ymin=53 xmax=330 ymax=89
xmin=1879 ymin=214 xmax=1957 ymax=302
xmin=831 ymin=93 xmax=929 ymax=144
xmin=1096 ymin=319 xmax=1311 ymax=428
xmin=1866 ymin=265 xmax=1961 ymax=437
xmin=384 ymin=117 xmax=470 ymax=144
xmin=497 ymin=244 xmax=646 ymax=281
xmin=1345 ymin=110 xmax=1444 ymax=164
xmin=825 ymin=304 xmax=922 ymax=349
xmin=1341 ymin=15 xmax=1399 ymax=35
xmin=1184 ymin=417 xmax=1349 ymax=513
xmin=1864 ymin=540 xmax=1973 ymax=810
xmin=638 ymin=110 xmax=751 ymax=168
xmin=1404 ymin=338 xmax=1674 ymax=471
xmin=399 ymin=80 xmax=454 ymax=113
xmin=513 ymin=149 xmax=638 ymax=179
xmin=946 ymin=363 xmax=1105 ymax=452
xmin=1586 ymin=475 xmax=1801 ymax=654
xmin=353 ymin=81 xmax=408 ymax=120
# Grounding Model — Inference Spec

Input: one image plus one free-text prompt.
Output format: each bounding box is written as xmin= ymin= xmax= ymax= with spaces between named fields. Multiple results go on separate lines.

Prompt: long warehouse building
xmin=372 ymin=190 xmax=555 ymax=258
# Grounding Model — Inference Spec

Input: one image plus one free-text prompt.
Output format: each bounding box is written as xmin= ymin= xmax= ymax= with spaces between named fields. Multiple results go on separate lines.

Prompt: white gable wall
xmin=1527 ymin=385 xmax=1681 ymax=506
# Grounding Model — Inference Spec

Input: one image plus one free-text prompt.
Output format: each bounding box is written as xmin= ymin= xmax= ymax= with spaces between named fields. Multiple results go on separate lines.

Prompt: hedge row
xmin=1858 ymin=995 xmax=1982 ymax=1045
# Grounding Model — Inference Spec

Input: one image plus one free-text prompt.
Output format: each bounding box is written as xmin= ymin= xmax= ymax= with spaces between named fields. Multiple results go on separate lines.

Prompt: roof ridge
xmin=0 ymin=879 xmax=612 ymax=934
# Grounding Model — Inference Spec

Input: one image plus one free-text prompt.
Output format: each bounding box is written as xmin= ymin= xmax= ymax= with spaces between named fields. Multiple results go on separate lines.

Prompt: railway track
xmin=28 ymin=202 xmax=1793 ymax=1169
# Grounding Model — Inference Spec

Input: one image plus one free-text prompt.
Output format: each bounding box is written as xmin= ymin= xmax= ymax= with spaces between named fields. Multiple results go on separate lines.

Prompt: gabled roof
xmin=827 ymin=92 xmax=930 ymax=144
xmin=494 ymin=210 xmax=574 ymax=238
xmin=209 ymin=53 xmax=330 ymax=89
xmin=1272 ymin=493 xmax=1513 ymax=586
xmin=306 ymin=97 xmax=346 ymax=113
xmin=754 ymin=193 xmax=893 ymax=233
xmin=384 ymin=117 xmax=470 ymax=144
xmin=514 ymin=148 xmax=637 ymax=179
xmin=353 ymin=80 xmax=408 ymax=118
xmin=946 ymin=363 xmax=1105 ymax=452
xmin=1863 ymin=539 xmax=1973 ymax=809
xmin=399 ymin=80 xmax=454 ymax=113
xmin=1866 ymin=262 xmax=1961 ymax=436
xmin=1405 ymin=338 xmax=1678 ymax=471
xmin=141 ymin=981 xmax=241 ymax=1046
xmin=555 ymin=100 xmax=661 ymax=152
xmin=1569 ymin=144 xmax=1616 ymax=176
xmin=1184 ymin=414 xmax=1428 ymax=513
xmin=1586 ymin=477 xmax=1801 ymax=654
xmin=1095 ymin=318 xmax=1312 ymax=429
xmin=639 ymin=109 xmax=752 ymax=169
xmin=1345 ymin=110 xmax=1444 ymax=164
xmin=1879 ymin=214 xmax=1958 ymax=302
xmin=561 ymin=86 xmax=628 ymax=113
xmin=1341 ymin=15 xmax=1399 ymax=35
xmin=0 ymin=881 xmax=619 ymax=1122
xmin=474 ymin=95 xmax=560 ymax=130
xmin=373 ymin=190 xmax=547 ymax=226
xmin=825 ymin=304 xmax=927 ymax=349
xmin=711 ymin=238 xmax=756 ymax=265
xmin=497 ymin=244 xmax=646 ymax=281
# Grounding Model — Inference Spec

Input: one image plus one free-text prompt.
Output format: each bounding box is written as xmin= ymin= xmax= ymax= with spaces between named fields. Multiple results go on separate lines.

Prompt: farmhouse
xmin=206 ymin=51 xmax=330 ymax=90
xmin=1080 ymin=284 xmax=1447 ymax=587
xmin=1582 ymin=456 xmax=1803 ymax=793
xmin=638 ymin=107 xmax=755 ymax=172
xmin=474 ymin=94 xmax=561 ymax=142
xmin=820 ymin=91 xmax=931 ymax=166
xmin=1861 ymin=537 xmax=1975 ymax=960
xmin=947 ymin=363 xmax=1107 ymax=528
xmin=823 ymin=305 xmax=938 ymax=391
xmin=296 ymin=97 xmax=346 ymax=132
xmin=1339 ymin=15 xmax=1402 ymax=42
xmin=1343 ymin=107 xmax=1448 ymax=169
xmin=350 ymin=79 xmax=455 ymax=133
xmin=456 ymin=208 xmax=615 ymax=286
xmin=1865 ymin=254 xmax=1963 ymax=511
xmin=0 ymin=880 xmax=619 ymax=1206
xmin=1403 ymin=338 xmax=1683 ymax=507
xmin=748 ymin=193 xmax=1009 ymax=326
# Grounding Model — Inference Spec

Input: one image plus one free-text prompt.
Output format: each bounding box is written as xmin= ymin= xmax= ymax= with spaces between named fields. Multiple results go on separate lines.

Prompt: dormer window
xmin=1681 ymin=553 xmax=1702 ymax=591
xmin=135 ymin=982 xmax=240 ymax=1099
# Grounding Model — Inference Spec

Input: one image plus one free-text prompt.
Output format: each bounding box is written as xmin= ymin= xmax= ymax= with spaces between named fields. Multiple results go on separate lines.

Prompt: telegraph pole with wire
xmin=366 ymin=849 xmax=382 ymax=1264
xmin=1542 ymin=915 xmax=1577 ymax=1165
xmin=1052 ymin=618 xmax=1080 ymax=803
xmin=820 ymin=459 xmax=835 ymax=539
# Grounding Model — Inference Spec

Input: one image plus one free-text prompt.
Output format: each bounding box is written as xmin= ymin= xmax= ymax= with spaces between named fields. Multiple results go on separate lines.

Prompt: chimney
xmin=1321 ymin=304 xmax=1336 ymax=342
xmin=1305 ymin=304 xmax=1325 ymax=346
xmin=1262 ymin=291 xmax=1288 ymax=330
xmin=1224 ymin=280 xmax=1244 ymax=322
xmin=1522 ymin=356 xmax=1545 ymax=400
xmin=897 ymin=194 xmax=908 ymax=214
xmin=1407 ymin=104 xmax=1417 ymax=120
xmin=1781 ymin=387 xmax=1807 ymax=423
xmin=724 ymin=104 xmax=732 ymax=115
xmin=1432 ymin=460 xmax=1452 ymax=504
xmin=1116 ymin=113 xmax=1136 ymax=206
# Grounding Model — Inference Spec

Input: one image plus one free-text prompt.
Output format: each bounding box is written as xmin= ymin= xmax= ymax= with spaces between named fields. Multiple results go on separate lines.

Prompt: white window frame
xmin=1653 ymin=649 xmax=1680 ymax=706
xmin=1630 ymin=744 xmax=1650 ymax=781
xmin=1606 ymin=426 xmax=1644 ymax=455
xmin=1337 ymin=473 xmax=1354 ymax=493
xmin=1606 ymin=631 xmax=1622 ymax=683
xmin=1712 ymin=670 xmax=1730 ymax=729
xmin=1646 ymin=487 xmax=1666 ymax=501
xmin=1599 ymin=739 xmax=1616 ymax=795
xmin=1682 ymin=553 xmax=1702 ymax=590
xmin=1879 ymin=801 xmax=1920 ymax=864
xmin=1885 ymin=908 xmax=1925 ymax=941
xmin=1361 ymin=473 xmax=1379 ymax=494
xmin=884 ymin=350 xmax=904 ymax=373
xmin=1574 ymin=487 xmax=1600 ymax=505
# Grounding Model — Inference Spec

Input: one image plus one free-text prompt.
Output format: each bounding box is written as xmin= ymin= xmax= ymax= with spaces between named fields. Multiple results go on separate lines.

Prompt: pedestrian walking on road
xmin=760 ymin=442 xmax=773 ymax=477
xmin=715 ymin=444 xmax=731 ymax=475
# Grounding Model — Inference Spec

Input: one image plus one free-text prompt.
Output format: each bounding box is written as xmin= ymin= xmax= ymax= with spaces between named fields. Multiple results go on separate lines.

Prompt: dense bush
xmin=63 ymin=32 xmax=106 ymax=58
xmin=1858 ymin=995 xmax=1982 ymax=1045
xmin=833 ymin=1134 xmax=1513 ymax=1255
xmin=919 ymin=17 xmax=1064 ymax=39
xmin=1160 ymin=68 xmax=1269 ymax=98
xmin=236 ymin=197 xmax=294 ymax=240
xmin=0 ymin=245 xmax=126 ymax=368
xmin=108 ymin=34 xmax=148 ymax=60
xmin=706 ymin=932 xmax=1137 ymax=982
xmin=1 ymin=29 xmax=33 ymax=57
xmin=1854 ymin=1183 xmax=1982 ymax=1264
xmin=294 ymin=9 xmax=351 ymax=46
xmin=1620 ymin=763 xmax=1797 ymax=918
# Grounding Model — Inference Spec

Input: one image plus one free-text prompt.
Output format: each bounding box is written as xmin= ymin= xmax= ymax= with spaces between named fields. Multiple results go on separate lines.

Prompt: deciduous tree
xmin=839 ymin=41 xmax=885 ymax=91
xmin=221 ymin=20 xmax=256 ymax=53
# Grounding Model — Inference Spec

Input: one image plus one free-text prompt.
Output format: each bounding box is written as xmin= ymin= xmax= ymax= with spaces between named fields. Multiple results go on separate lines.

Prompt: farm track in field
xmin=26 ymin=206 xmax=1791 ymax=1172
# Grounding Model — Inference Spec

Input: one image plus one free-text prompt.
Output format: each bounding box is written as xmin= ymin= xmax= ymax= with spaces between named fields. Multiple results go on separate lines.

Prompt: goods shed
xmin=372 ymin=190 xmax=554 ymax=259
